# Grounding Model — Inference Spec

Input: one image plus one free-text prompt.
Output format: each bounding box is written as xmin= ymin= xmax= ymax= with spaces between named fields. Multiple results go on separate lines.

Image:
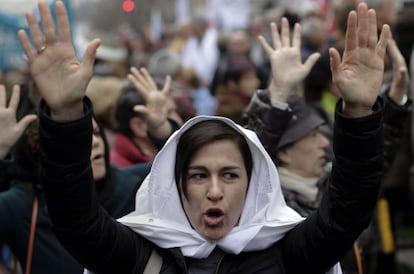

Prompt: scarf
xmin=278 ymin=167 xmax=320 ymax=203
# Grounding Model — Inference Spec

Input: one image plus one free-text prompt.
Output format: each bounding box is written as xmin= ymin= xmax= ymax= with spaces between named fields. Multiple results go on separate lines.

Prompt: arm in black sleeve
xmin=282 ymin=97 xmax=384 ymax=274
xmin=39 ymin=97 xmax=152 ymax=274
xmin=381 ymin=91 xmax=411 ymax=170
xmin=243 ymin=89 xmax=292 ymax=154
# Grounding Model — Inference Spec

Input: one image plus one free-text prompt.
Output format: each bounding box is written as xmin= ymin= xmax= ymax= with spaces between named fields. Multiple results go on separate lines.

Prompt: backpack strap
xmin=143 ymin=249 xmax=163 ymax=274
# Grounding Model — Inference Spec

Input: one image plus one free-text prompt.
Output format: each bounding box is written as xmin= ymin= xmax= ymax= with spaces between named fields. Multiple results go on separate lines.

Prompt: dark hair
xmin=114 ymin=85 xmax=146 ymax=137
xmin=175 ymin=120 xmax=253 ymax=198
xmin=217 ymin=57 xmax=256 ymax=86
xmin=92 ymin=116 xmax=116 ymax=211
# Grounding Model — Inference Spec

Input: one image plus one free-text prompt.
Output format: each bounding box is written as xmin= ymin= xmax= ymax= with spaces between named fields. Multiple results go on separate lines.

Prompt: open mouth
xmin=206 ymin=209 xmax=223 ymax=217
xmin=91 ymin=154 xmax=103 ymax=161
xmin=204 ymin=209 xmax=224 ymax=226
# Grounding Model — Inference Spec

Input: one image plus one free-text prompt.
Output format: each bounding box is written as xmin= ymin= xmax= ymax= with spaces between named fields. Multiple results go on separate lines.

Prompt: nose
xmin=92 ymin=134 xmax=100 ymax=147
xmin=317 ymin=132 xmax=330 ymax=148
xmin=206 ymin=177 xmax=224 ymax=201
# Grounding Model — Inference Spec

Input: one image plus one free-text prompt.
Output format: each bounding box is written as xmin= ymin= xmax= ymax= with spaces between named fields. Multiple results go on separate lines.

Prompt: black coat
xmin=39 ymin=97 xmax=384 ymax=274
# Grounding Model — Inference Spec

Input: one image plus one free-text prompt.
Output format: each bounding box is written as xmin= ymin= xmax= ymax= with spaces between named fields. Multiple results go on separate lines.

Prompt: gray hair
xmin=148 ymin=49 xmax=181 ymax=85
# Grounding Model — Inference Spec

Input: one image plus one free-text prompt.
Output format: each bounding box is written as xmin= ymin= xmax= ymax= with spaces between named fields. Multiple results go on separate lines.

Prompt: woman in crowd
xmin=0 ymin=67 xmax=174 ymax=273
xmin=19 ymin=1 xmax=388 ymax=273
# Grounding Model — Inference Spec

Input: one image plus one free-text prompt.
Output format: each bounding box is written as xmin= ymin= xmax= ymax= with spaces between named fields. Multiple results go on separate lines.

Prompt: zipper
xmin=214 ymin=254 xmax=225 ymax=274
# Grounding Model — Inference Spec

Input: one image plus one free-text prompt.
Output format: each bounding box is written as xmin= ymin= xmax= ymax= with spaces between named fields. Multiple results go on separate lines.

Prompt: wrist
xmin=342 ymin=101 xmax=373 ymax=117
xmin=148 ymin=119 xmax=172 ymax=139
xmin=0 ymin=147 xmax=9 ymax=160
xmin=268 ymin=80 xmax=294 ymax=103
xmin=389 ymin=92 xmax=408 ymax=106
xmin=50 ymin=102 xmax=84 ymax=121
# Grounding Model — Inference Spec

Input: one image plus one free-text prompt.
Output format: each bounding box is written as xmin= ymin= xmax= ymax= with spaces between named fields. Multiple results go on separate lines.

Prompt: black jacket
xmin=39 ymin=97 xmax=384 ymax=274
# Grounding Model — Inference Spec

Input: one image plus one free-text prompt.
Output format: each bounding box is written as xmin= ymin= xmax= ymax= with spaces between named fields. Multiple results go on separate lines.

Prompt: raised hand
xmin=329 ymin=3 xmax=390 ymax=117
xmin=127 ymin=67 xmax=173 ymax=139
xmin=0 ymin=85 xmax=37 ymax=159
xmin=258 ymin=18 xmax=320 ymax=102
xmin=387 ymin=37 xmax=410 ymax=104
xmin=18 ymin=1 xmax=100 ymax=120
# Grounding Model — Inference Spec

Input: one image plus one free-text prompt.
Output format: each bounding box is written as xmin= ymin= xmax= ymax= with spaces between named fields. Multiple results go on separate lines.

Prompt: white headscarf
xmin=118 ymin=116 xmax=342 ymax=273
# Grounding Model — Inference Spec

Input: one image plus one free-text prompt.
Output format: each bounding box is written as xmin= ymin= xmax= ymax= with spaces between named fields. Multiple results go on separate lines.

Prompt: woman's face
xmin=239 ymin=69 xmax=259 ymax=97
xmin=91 ymin=119 xmax=106 ymax=181
xmin=278 ymin=129 xmax=329 ymax=178
xmin=181 ymin=139 xmax=249 ymax=240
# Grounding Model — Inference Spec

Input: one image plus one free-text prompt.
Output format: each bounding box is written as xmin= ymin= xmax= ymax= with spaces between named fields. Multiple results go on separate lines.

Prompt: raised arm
xmin=282 ymin=3 xmax=389 ymax=273
xmin=243 ymin=18 xmax=320 ymax=151
xmin=0 ymin=85 xmax=37 ymax=159
xmin=18 ymin=2 xmax=152 ymax=272
xmin=17 ymin=1 xmax=100 ymax=121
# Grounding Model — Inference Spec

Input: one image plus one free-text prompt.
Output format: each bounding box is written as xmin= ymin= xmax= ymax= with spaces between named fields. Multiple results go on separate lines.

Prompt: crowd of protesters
xmin=0 ymin=0 xmax=413 ymax=273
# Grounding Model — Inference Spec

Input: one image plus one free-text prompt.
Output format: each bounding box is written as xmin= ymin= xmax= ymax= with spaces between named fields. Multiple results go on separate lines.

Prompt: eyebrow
xmin=188 ymin=166 xmax=243 ymax=171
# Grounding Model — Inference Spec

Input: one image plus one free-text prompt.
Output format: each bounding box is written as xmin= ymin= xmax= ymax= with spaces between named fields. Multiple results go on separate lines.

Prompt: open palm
xmin=18 ymin=1 xmax=100 ymax=119
xmin=329 ymin=3 xmax=390 ymax=115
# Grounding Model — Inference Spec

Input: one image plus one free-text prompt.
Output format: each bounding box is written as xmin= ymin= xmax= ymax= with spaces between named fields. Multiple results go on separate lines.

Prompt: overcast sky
xmin=0 ymin=0 xmax=40 ymax=14
xmin=0 ymin=0 xmax=90 ymax=14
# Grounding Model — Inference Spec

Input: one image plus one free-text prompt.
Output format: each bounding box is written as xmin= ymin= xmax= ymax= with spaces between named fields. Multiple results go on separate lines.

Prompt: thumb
xmin=133 ymin=105 xmax=148 ymax=116
xmin=329 ymin=48 xmax=341 ymax=82
xmin=17 ymin=114 xmax=37 ymax=132
xmin=303 ymin=52 xmax=320 ymax=72
xmin=82 ymin=39 xmax=101 ymax=73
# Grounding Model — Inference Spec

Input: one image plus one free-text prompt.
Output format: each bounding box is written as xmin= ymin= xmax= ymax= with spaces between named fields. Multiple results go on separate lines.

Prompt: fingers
xmin=19 ymin=0 xmax=70 ymax=62
xmin=376 ymin=24 xmax=390 ymax=59
xmin=39 ymin=1 xmax=56 ymax=44
xmin=8 ymin=85 xmax=21 ymax=111
xmin=140 ymin=68 xmax=157 ymax=91
xmin=26 ymin=10 xmax=45 ymax=52
xmin=270 ymin=22 xmax=281 ymax=49
xmin=258 ymin=18 xmax=298 ymax=57
xmin=344 ymin=11 xmax=357 ymax=53
xmin=0 ymin=85 xmax=5 ymax=108
xmin=281 ymin=18 xmax=290 ymax=47
xmin=55 ymin=0 xmax=71 ymax=43
xmin=0 ymin=85 xmax=21 ymax=110
xmin=128 ymin=67 xmax=162 ymax=96
xmin=128 ymin=67 xmax=151 ymax=96
xmin=356 ymin=3 xmax=369 ymax=47
xmin=367 ymin=9 xmax=378 ymax=49
xmin=18 ymin=30 xmax=36 ymax=61
xmin=258 ymin=35 xmax=273 ymax=57
xmin=329 ymin=48 xmax=341 ymax=81
xmin=292 ymin=23 xmax=301 ymax=49
xmin=81 ymin=39 xmax=101 ymax=76
xmin=161 ymin=76 xmax=172 ymax=96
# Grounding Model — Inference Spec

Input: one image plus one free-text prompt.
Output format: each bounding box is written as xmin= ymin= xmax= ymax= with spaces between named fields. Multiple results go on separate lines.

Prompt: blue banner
xmin=0 ymin=0 xmax=73 ymax=71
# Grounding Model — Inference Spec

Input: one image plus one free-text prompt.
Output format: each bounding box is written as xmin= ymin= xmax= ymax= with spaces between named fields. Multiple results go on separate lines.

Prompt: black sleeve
xmin=381 ymin=92 xmax=411 ymax=171
xmin=39 ymin=97 xmax=153 ymax=274
xmin=243 ymin=89 xmax=292 ymax=155
xmin=282 ymin=97 xmax=384 ymax=274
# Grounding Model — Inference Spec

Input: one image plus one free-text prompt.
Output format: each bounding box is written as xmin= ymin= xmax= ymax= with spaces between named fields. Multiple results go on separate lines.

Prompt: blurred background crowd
xmin=1 ymin=0 xmax=414 ymax=273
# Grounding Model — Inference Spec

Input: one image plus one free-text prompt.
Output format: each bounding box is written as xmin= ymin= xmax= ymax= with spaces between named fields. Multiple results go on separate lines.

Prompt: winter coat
xmin=39 ymin=96 xmax=384 ymax=274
